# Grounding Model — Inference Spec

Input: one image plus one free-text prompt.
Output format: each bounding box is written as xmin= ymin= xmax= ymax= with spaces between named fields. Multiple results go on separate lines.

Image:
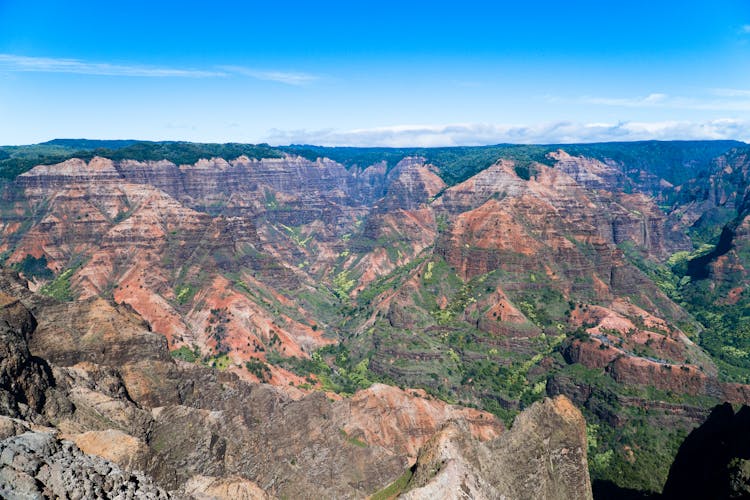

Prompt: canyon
xmin=0 ymin=266 xmax=589 ymax=498
xmin=0 ymin=139 xmax=747 ymax=496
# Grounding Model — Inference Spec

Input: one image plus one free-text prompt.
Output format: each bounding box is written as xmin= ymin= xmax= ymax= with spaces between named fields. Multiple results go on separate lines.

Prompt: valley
xmin=0 ymin=139 xmax=748 ymax=496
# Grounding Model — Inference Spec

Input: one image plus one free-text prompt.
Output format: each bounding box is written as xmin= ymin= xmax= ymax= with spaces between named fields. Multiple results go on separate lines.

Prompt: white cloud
xmin=711 ymin=88 xmax=750 ymax=97
xmin=0 ymin=54 xmax=225 ymax=78
xmin=218 ymin=65 xmax=318 ymax=85
xmin=0 ymin=54 xmax=319 ymax=85
xmin=741 ymin=24 xmax=750 ymax=34
xmin=583 ymin=93 xmax=669 ymax=107
xmin=265 ymin=120 xmax=750 ymax=147
xmin=578 ymin=92 xmax=750 ymax=112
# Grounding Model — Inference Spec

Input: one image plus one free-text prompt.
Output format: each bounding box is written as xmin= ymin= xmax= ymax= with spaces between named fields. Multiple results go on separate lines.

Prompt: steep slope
xmin=661 ymin=403 xmax=750 ymax=499
xmin=1 ymin=141 xmax=749 ymax=496
xmin=0 ymin=268 xmax=600 ymax=499
xmin=401 ymin=396 xmax=592 ymax=500
xmin=644 ymin=146 xmax=750 ymax=384
xmin=2 ymin=156 xmax=356 ymax=386
xmin=0 ymin=154 xmax=456 ymax=387
xmin=340 ymin=155 xmax=713 ymax=408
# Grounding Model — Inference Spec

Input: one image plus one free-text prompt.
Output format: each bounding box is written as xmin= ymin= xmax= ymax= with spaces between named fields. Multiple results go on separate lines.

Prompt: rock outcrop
xmin=0 ymin=423 xmax=169 ymax=499
xmin=0 ymin=292 xmax=52 ymax=421
xmin=402 ymin=396 xmax=592 ymax=500
xmin=0 ymin=273 xmax=518 ymax=498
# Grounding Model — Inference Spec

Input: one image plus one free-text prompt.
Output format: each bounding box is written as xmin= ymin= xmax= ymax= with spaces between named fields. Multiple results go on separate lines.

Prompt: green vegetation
xmin=264 ymin=189 xmax=279 ymax=209
xmin=277 ymin=256 xmax=568 ymax=426
xmin=39 ymin=267 xmax=77 ymax=301
xmin=174 ymin=284 xmax=197 ymax=305
xmin=586 ymin=404 xmax=691 ymax=493
xmin=561 ymin=140 xmax=742 ymax=187
xmin=206 ymin=353 xmax=231 ymax=370
xmin=0 ymin=140 xmax=283 ymax=179
xmin=279 ymin=223 xmax=312 ymax=247
xmin=1 ymin=139 xmax=737 ymax=188
xmin=267 ymin=344 xmax=379 ymax=396
xmin=370 ymin=468 xmax=414 ymax=500
xmin=685 ymin=282 xmax=750 ymax=382
xmin=245 ymin=358 xmax=272 ymax=382
xmin=688 ymin=207 xmax=736 ymax=245
xmin=2 ymin=138 xmax=747 ymax=497
xmin=204 ymin=307 xmax=231 ymax=354
xmin=172 ymin=344 xmax=239 ymax=371
xmin=13 ymin=254 xmax=53 ymax=280
xmin=339 ymin=428 xmax=368 ymax=448
xmin=332 ymin=270 xmax=356 ymax=301
xmin=112 ymin=209 xmax=132 ymax=223
xmin=84 ymin=141 xmax=282 ymax=164
xmin=514 ymin=163 xmax=537 ymax=180
xmin=229 ymin=277 xmax=313 ymax=328
xmin=281 ymin=144 xmax=555 ymax=185
xmin=356 ymin=255 xmax=428 ymax=307
xmin=587 ymin=423 xmax=614 ymax=476
xmin=170 ymin=345 xmax=201 ymax=363
xmin=620 ymin=239 xmax=750 ymax=382
xmin=281 ymin=140 xmax=740 ymax=187
xmin=558 ymin=360 xmax=703 ymax=493
xmin=0 ymin=143 xmax=92 ymax=179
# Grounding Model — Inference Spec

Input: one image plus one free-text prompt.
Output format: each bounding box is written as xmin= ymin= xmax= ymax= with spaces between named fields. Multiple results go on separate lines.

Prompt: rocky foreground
xmin=0 ymin=425 xmax=169 ymax=500
xmin=0 ymin=269 xmax=593 ymax=498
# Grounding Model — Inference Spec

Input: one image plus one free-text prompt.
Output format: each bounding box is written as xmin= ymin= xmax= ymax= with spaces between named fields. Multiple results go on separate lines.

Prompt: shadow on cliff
xmin=595 ymin=402 xmax=750 ymax=500
xmin=660 ymin=402 xmax=750 ymax=499
xmin=592 ymin=480 xmax=660 ymax=499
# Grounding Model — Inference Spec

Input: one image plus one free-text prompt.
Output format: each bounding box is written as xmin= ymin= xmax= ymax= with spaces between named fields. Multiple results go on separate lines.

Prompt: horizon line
xmin=6 ymin=137 xmax=747 ymax=149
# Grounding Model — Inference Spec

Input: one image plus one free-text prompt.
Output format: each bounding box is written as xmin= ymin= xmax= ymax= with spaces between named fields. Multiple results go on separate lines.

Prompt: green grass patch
xmin=205 ymin=353 xmax=231 ymax=370
xmin=339 ymin=428 xmax=368 ymax=448
xmin=170 ymin=345 xmax=201 ymax=363
xmin=370 ymin=467 xmax=414 ymax=500
xmin=333 ymin=270 xmax=356 ymax=301
xmin=39 ymin=266 xmax=78 ymax=301
xmin=174 ymin=284 xmax=197 ymax=305
xmin=267 ymin=345 xmax=380 ymax=396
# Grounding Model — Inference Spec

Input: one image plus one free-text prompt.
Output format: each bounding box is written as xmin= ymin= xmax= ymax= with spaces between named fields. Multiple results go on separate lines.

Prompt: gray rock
xmin=0 ymin=431 xmax=170 ymax=499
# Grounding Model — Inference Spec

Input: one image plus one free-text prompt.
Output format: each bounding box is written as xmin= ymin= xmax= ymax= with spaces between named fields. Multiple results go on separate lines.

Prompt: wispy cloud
xmin=265 ymin=120 xmax=750 ymax=147
xmin=577 ymin=92 xmax=750 ymax=112
xmin=583 ymin=93 xmax=669 ymax=107
xmin=741 ymin=24 xmax=750 ymax=34
xmin=0 ymin=54 xmax=224 ymax=78
xmin=218 ymin=65 xmax=318 ymax=85
xmin=711 ymin=87 xmax=750 ymax=97
xmin=0 ymin=54 xmax=318 ymax=85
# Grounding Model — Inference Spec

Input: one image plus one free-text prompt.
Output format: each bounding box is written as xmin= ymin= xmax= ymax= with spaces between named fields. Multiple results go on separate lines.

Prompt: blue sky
xmin=0 ymin=0 xmax=748 ymax=146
